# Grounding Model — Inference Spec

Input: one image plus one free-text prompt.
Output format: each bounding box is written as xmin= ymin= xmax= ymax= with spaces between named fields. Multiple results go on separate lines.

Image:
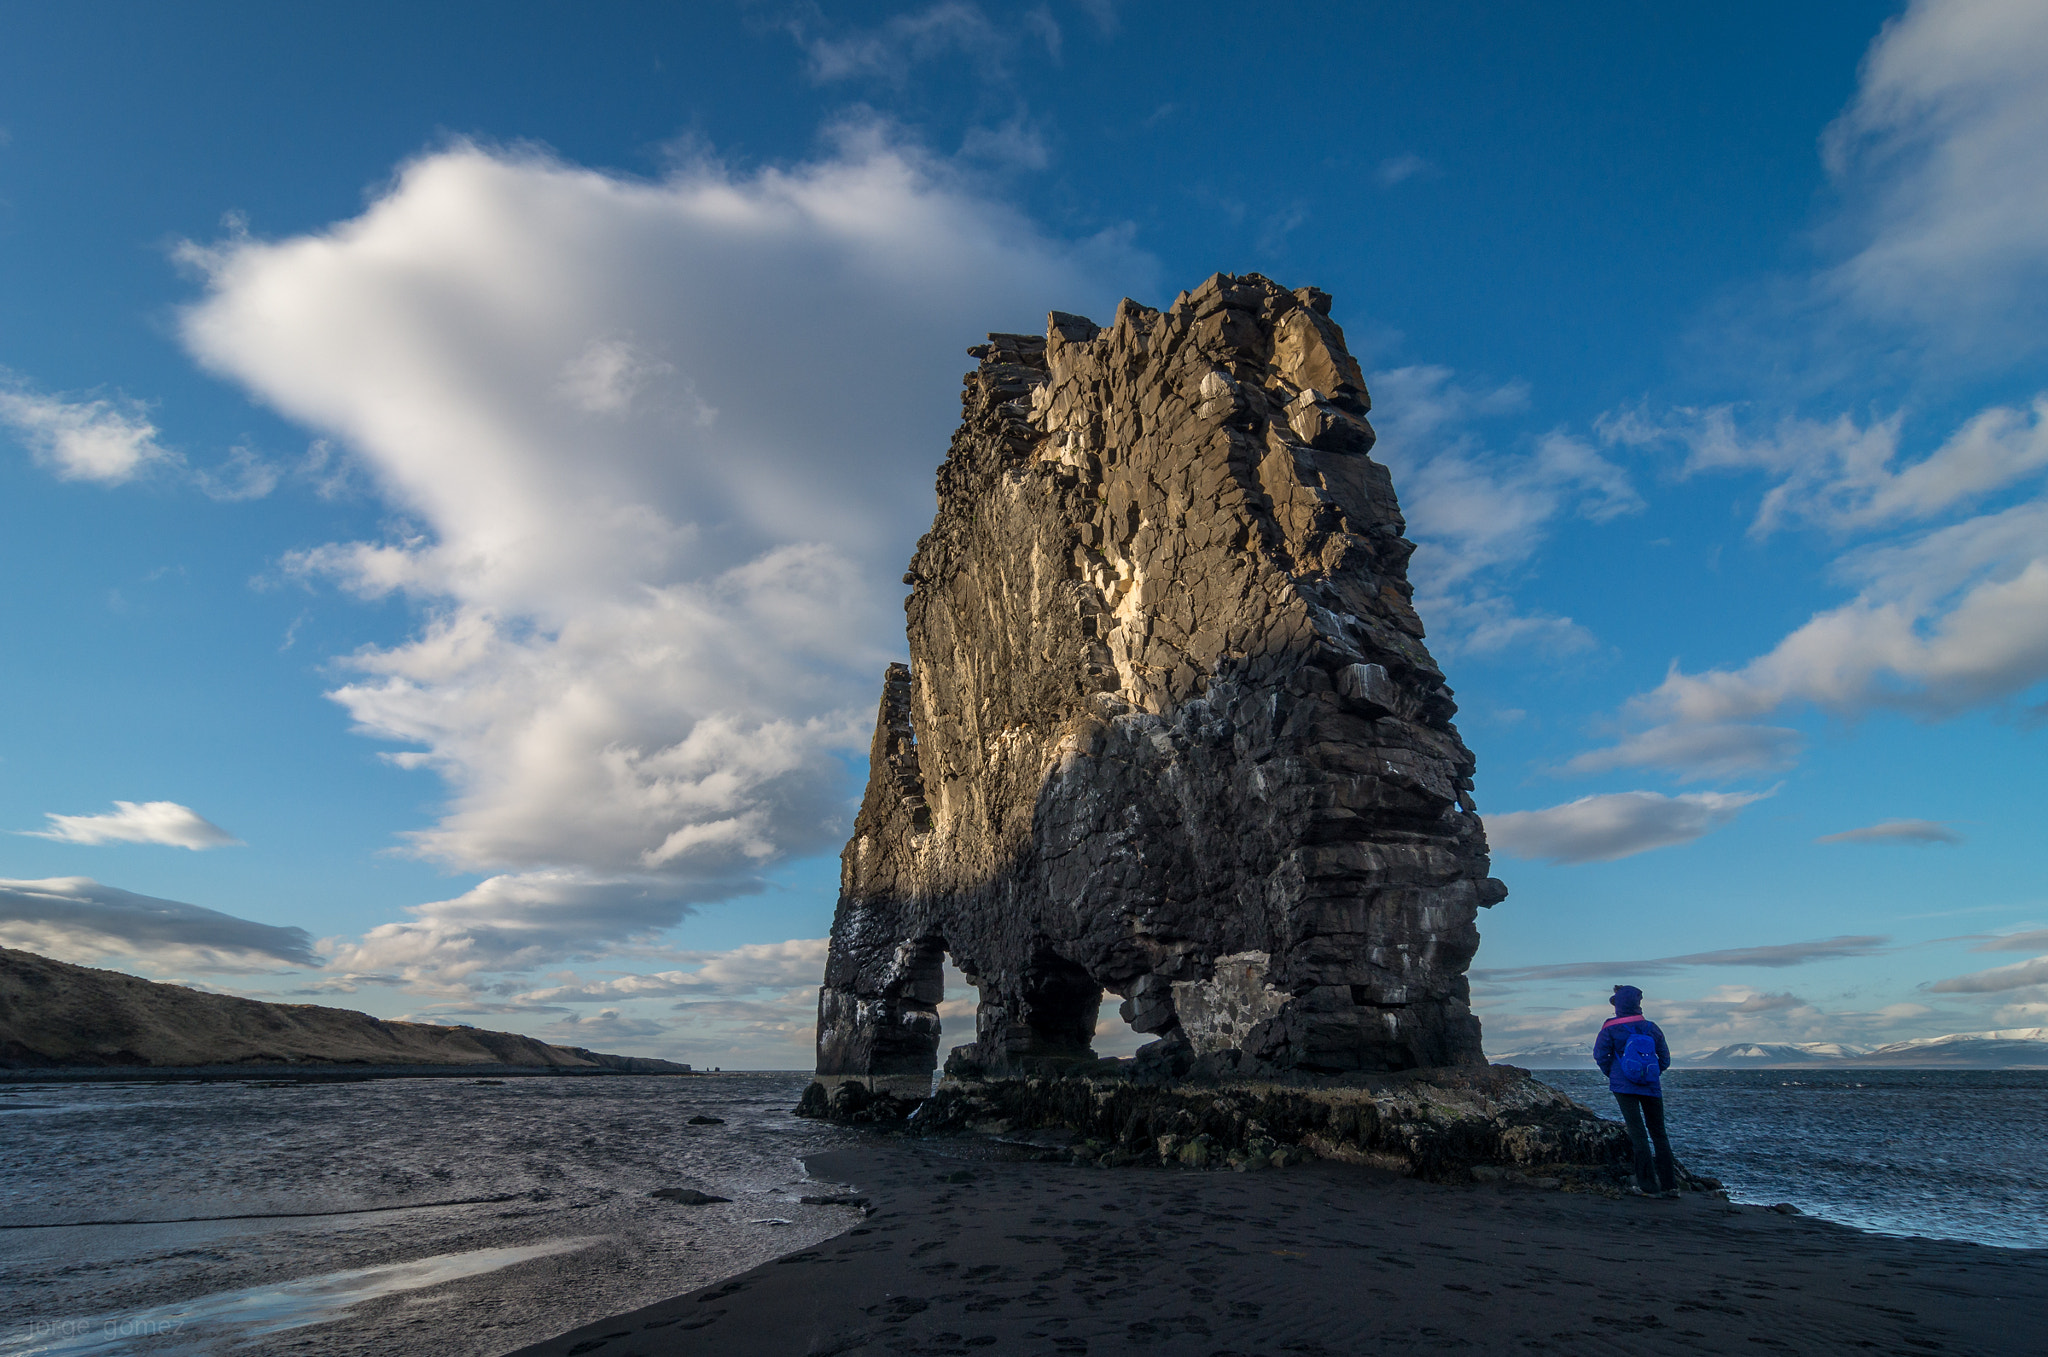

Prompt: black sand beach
xmin=510 ymin=1141 xmax=2048 ymax=1357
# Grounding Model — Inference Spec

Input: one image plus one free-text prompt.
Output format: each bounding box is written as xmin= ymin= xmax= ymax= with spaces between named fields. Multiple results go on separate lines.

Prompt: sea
xmin=0 ymin=1074 xmax=857 ymax=1356
xmin=1537 ymin=1067 xmax=2048 ymax=1250
xmin=0 ymin=1067 xmax=2042 ymax=1355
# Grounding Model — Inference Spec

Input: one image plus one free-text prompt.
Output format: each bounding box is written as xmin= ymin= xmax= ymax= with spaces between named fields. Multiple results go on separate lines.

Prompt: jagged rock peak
xmin=816 ymin=273 xmax=1505 ymax=1089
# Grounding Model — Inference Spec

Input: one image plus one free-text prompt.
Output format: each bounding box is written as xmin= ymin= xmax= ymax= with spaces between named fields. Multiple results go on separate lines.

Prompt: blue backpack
xmin=1619 ymin=1027 xmax=1661 ymax=1086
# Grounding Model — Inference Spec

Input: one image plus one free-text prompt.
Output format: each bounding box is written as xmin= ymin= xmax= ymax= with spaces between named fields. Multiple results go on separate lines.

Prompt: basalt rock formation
xmin=814 ymin=273 xmax=1505 ymax=1091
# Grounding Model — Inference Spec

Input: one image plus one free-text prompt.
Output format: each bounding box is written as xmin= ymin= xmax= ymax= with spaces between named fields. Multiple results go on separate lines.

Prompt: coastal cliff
xmin=0 ymin=946 xmax=689 ymax=1073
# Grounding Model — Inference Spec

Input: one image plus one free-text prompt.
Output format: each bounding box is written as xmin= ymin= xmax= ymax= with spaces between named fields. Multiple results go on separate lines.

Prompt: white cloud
xmin=321 ymin=871 xmax=759 ymax=986
xmin=1603 ymin=396 xmax=2048 ymax=536
xmin=1563 ymin=10 xmax=2048 ymax=764
xmin=23 ymin=801 xmax=241 ymax=850
xmin=1366 ymin=365 xmax=1640 ymax=656
xmin=1820 ymin=0 xmax=2048 ymax=351
xmin=1627 ymin=499 xmax=2048 ymax=724
xmin=179 ymin=133 xmax=1144 ymax=979
xmin=0 ymin=379 xmax=172 ymax=483
xmin=1816 ymin=818 xmax=1963 ymax=845
xmin=1562 ymin=722 xmax=1802 ymax=782
xmin=540 ymin=1008 xmax=670 ymax=1043
xmin=0 ymin=876 xmax=316 ymax=970
xmin=1487 ymin=789 xmax=1772 ymax=865
xmin=513 ymin=937 xmax=828 ymax=1003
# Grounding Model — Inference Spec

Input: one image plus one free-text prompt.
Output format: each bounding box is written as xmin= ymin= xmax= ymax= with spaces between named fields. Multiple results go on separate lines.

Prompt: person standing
xmin=1593 ymin=984 xmax=1679 ymax=1198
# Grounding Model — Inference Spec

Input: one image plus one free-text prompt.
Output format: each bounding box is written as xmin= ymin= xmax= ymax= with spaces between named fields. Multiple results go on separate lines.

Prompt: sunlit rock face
xmin=814 ymin=274 xmax=1505 ymax=1086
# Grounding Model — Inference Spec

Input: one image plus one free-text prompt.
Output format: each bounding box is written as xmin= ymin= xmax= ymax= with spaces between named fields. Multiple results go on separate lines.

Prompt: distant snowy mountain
xmin=1687 ymin=1042 xmax=1873 ymax=1066
xmin=1494 ymin=1029 xmax=2048 ymax=1070
xmin=1484 ymin=1042 xmax=1596 ymax=1068
xmin=1690 ymin=1030 xmax=2048 ymax=1068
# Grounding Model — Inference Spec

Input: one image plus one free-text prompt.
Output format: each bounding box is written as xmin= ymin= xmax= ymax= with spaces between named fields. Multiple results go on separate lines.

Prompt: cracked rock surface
xmin=815 ymin=273 xmax=1506 ymax=1085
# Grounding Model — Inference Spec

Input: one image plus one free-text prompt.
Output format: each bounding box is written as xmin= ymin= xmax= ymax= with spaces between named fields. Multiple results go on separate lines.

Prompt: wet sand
xmin=507 ymin=1141 xmax=2048 ymax=1357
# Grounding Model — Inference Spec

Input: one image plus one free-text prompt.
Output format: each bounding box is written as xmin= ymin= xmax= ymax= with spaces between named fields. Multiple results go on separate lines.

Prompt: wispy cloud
xmin=1374 ymin=153 xmax=1432 ymax=187
xmin=1367 ymin=365 xmax=1641 ymax=657
xmin=1819 ymin=0 xmax=2048 ymax=355
xmin=782 ymin=2 xmax=1011 ymax=84
xmin=1562 ymin=721 xmax=1803 ymax=782
xmin=1817 ymin=818 xmax=1963 ymax=845
xmin=1476 ymin=934 xmax=1893 ymax=983
xmin=1486 ymin=789 xmax=1772 ymax=864
xmin=0 ymin=876 xmax=316 ymax=970
xmin=1925 ymin=955 xmax=2048 ymax=994
xmin=23 ymin=801 xmax=241 ymax=850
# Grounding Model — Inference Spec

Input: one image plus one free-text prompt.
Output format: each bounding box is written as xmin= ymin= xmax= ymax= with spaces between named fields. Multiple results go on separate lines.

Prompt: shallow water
xmin=0 ymin=1073 xmax=857 ymax=1355
xmin=1536 ymin=1067 xmax=2048 ymax=1250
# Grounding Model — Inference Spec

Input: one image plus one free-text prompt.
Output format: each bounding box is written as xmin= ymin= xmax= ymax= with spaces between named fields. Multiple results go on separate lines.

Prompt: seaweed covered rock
xmin=797 ymin=1065 xmax=1718 ymax=1190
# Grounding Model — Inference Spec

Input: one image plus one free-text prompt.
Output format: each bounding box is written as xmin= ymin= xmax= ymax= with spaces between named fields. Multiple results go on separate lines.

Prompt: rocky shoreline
xmin=796 ymin=1064 xmax=1716 ymax=1191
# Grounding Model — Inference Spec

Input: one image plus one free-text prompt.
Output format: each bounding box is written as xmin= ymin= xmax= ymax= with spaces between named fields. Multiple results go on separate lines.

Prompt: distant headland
xmin=0 ymin=945 xmax=691 ymax=1078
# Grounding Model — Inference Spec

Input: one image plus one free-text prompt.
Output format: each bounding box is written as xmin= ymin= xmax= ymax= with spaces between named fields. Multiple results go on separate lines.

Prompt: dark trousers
xmin=1613 ymin=1092 xmax=1677 ymax=1193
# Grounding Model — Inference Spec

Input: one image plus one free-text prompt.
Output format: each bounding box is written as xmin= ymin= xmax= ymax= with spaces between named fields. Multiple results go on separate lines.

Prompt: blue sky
xmin=4 ymin=0 xmax=2046 ymax=1066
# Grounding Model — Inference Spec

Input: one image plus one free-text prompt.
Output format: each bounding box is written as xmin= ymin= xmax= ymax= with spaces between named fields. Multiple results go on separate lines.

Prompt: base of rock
xmin=795 ymin=1063 xmax=1714 ymax=1188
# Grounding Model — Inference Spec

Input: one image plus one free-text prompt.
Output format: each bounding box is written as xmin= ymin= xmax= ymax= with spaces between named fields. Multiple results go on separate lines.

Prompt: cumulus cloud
xmin=0 ymin=379 xmax=172 ymax=483
xmin=23 ymin=801 xmax=242 ymax=850
xmin=1816 ymin=818 xmax=1963 ymax=845
xmin=1486 ymin=789 xmax=1772 ymax=864
xmin=180 ymin=131 xmax=1144 ymax=978
xmin=1366 ymin=365 xmax=1640 ymax=656
xmin=1820 ymin=0 xmax=2048 ymax=351
xmin=1475 ymin=934 xmax=1892 ymax=983
xmin=0 ymin=876 xmax=317 ymax=970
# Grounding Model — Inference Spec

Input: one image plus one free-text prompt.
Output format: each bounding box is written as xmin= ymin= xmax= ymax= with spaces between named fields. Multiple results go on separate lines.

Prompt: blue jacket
xmin=1594 ymin=1014 xmax=1671 ymax=1097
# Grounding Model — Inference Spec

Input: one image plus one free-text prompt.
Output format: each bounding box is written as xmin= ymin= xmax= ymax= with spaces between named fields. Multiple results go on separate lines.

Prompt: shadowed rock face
xmin=816 ymin=273 xmax=1505 ymax=1086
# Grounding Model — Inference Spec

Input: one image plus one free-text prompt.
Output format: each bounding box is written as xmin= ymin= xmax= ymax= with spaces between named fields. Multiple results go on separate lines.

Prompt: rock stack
xmin=814 ymin=274 xmax=1505 ymax=1095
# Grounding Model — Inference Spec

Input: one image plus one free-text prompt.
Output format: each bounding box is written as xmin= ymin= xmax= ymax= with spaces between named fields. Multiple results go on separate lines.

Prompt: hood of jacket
xmin=1611 ymin=985 xmax=1644 ymax=1017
